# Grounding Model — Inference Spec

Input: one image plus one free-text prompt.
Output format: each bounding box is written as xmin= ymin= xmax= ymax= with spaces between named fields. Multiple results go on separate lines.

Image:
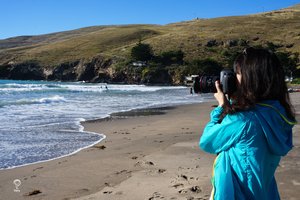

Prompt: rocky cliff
xmin=0 ymin=56 xmax=173 ymax=84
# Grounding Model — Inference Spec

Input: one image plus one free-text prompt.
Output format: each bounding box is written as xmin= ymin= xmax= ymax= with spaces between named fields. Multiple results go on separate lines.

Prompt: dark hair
xmin=223 ymin=47 xmax=295 ymax=120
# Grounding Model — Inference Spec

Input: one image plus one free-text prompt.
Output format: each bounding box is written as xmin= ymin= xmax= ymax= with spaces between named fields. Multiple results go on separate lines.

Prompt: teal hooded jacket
xmin=199 ymin=100 xmax=295 ymax=200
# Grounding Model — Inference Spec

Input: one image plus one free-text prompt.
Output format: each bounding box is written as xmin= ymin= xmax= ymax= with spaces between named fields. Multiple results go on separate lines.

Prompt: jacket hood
xmin=255 ymin=100 xmax=295 ymax=156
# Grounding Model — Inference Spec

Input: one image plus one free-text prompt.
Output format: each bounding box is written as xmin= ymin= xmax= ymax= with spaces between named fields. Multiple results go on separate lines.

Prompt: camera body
xmin=193 ymin=69 xmax=237 ymax=95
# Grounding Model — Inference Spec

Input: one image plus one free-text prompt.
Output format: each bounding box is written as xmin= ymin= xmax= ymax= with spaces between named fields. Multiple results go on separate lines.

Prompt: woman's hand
xmin=214 ymin=81 xmax=228 ymax=107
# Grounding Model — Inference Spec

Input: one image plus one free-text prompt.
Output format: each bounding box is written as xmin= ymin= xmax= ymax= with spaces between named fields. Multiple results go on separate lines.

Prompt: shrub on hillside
xmin=131 ymin=41 xmax=153 ymax=62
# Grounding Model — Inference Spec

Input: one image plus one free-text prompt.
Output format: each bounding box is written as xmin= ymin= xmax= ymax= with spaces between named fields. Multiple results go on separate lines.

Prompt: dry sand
xmin=0 ymin=94 xmax=299 ymax=200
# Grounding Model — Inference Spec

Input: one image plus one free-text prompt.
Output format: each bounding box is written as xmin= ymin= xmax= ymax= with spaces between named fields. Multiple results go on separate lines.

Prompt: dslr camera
xmin=193 ymin=69 xmax=237 ymax=95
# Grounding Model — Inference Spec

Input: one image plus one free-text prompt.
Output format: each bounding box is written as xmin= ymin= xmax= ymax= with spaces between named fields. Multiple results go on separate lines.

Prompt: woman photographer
xmin=199 ymin=47 xmax=296 ymax=200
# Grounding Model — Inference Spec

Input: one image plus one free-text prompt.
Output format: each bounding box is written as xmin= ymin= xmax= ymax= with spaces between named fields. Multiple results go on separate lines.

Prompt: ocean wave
xmin=37 ymin=95 xmax=66 ymax=103
xmin=0 ymin=95 xmax=66 ymax=107
xmin=63 ymin=84 xmax=187 ymax=93
xmin=0 ymin=83 xmax=67 ymax=93
xmin=0 ymin=81 xmax=188 ymax=94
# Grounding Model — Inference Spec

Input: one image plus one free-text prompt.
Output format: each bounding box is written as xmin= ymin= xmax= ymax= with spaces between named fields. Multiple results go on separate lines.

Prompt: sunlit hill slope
xmin=0 ymin=4 xmax=300 ymax=84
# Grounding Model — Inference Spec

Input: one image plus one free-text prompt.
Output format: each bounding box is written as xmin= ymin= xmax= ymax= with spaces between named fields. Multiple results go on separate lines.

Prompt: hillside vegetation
xmin=0 ymin=4 xmax=300 ymax=84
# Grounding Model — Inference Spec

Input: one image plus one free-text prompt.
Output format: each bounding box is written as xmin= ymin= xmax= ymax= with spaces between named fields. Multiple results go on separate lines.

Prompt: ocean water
xmin=0 ymin=79 xmax=209 ymax=169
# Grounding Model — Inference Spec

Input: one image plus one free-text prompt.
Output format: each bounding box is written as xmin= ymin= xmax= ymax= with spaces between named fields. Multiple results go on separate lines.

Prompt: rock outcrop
xmin=0 ymin=56 xmax=115 ymax=83
xmin=0 ymin=61 xmax=45 ymax=80
xmin=0 ymin=55 xmax=174 ymax=85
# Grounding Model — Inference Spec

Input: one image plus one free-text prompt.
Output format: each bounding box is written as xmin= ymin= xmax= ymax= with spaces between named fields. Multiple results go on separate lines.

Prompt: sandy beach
xmin=0 ymin=93 xmax=299 ymax=200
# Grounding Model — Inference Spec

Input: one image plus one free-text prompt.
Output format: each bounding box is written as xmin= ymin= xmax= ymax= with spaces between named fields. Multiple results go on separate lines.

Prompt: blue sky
xmin=0 ymin=0 xmax=299 ymax=39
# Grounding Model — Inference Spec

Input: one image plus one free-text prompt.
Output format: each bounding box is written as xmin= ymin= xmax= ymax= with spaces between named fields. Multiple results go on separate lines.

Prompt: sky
xmin=0 ymin=0 xmax=300 ymax=39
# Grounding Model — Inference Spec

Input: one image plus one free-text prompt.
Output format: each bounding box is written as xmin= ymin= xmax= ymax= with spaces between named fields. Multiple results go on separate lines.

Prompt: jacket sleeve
xmin=199 ymin=106 xmax=247 ymax=154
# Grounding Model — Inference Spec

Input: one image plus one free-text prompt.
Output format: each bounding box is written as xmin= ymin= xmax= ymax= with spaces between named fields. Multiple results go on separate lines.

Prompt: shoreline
xmin=0 ymin=94 xmax=299 ymax=200
xmin=0 ymin=133 xmax=106 ymax=172
xmin=0 ymin=103 xmax=198 ymax=171
xmin=0 ymin=118 xmax=106 ymax=171
xmin=0 ymin=101 xmax=215 ymax=200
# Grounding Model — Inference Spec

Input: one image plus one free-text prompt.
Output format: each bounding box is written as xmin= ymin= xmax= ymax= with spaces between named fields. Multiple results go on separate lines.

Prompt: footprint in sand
xmin=58 ymin=160 xmax=68 ymax=164
xmin=158 ymin=169 xmax=166 ymax=173
xmin=146 ymin=161 xmax=154 ymax=166
xmin=190 ymin=186 xmax=202 ymax=193
xmin=115 ymin=169 xmax=131 ymax=175
xmin=178 ymin=186 xmax=202 ymax=195
xmin=180 ymin=174 xmax=188 ymax=181
xmin=134 ymin=161 xmax=155 ymax=167
xmin=25 ymin=189 xmax=42 ymax=196
xmin=33 ymin=166 xmax=43 ymax=171
xmin=115 ymin=191 xmax=123 ymax=195
xmin=172 ymin=183 xmax=184 ymax=189
xmin=182 ymin=132 xmax=194 ymax=135
xmin=148 ymin=192 xmax=164 ymax=200
xmin=76 ymin=188 xmax=89 ymax=194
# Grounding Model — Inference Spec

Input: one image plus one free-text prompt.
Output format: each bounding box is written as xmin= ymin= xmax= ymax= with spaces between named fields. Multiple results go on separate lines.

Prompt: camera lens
xmin=193 ymin=75 xmax=219 ymax=93
xmin=193 ymin=69 xmax=236 ymax=94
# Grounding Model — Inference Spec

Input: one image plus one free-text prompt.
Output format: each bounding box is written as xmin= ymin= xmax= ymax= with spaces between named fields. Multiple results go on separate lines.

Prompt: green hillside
xmin=0 ymin=25 xmax=163 ymax=65
xmin=0 ymin=4 xmax=300 ymax=83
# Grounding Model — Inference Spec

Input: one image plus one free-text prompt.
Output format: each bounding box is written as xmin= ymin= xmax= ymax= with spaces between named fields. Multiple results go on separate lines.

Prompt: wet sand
xmin=0 ymin=94 xmax=299 ymax=200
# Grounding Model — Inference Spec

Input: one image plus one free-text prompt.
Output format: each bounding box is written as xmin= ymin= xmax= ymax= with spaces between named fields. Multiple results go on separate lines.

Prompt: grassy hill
xmin=0 ymin=4 xmax=300 ymax=83
xmin=0 ymin=25 xmax=164 ymax=65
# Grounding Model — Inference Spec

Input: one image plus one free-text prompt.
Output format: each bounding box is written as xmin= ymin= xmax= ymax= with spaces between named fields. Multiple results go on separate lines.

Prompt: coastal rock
xmin=6 ymin=61 xmax=44 ymax=80
xmin=92 ymin=56 xmax=113 ymax=82
xmin=76 ymin=56 xmax=113 ymax=82
xmin=45 ymin=56 xmax=114 ymax=82
xmin=0 ymin=64 xmax=11 ymax=78
xmin=76 ymin=61 xmax=96 ymax=81
xmin=92 ymin=72 xmax=111 ymax=83
xmin=47 ymin=61 xmax=79 ymax=81
xmin=142 ymin=68 xmax=172 ymax=84
xmin=111 ymin=71 xmax=128 ymax=83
